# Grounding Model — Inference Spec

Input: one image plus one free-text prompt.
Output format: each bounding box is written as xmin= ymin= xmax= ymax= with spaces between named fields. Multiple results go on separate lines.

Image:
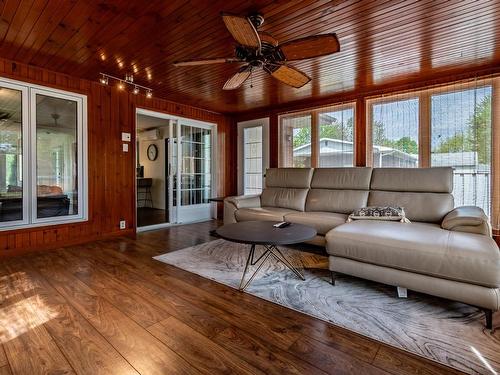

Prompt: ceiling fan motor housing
xmin=248 ymin=13 xmax=264 ymax=28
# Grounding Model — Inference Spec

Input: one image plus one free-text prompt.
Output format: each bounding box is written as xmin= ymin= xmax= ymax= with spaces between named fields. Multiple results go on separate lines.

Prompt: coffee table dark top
xmin=216 ymin=221 xmax=317 ymax=245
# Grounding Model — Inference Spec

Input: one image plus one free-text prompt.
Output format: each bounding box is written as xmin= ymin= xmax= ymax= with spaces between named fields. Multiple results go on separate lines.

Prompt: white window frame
xmin=0 ymin=77 xmax=88 ymax=230
xmin=0 ymin=80 xmax=30 ymax=229
xmin=237 ymin=118 xmax=269 ymax=195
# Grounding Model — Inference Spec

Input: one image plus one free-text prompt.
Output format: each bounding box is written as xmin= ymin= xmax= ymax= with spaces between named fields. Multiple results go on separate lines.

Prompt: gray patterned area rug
xmin=154 ymin=239 xmax=500 ymax=375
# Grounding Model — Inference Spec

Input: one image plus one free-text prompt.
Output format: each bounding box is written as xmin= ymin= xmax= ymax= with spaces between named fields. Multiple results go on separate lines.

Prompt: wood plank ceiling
xmin=0 ymin=0 xmax=499 ymax=113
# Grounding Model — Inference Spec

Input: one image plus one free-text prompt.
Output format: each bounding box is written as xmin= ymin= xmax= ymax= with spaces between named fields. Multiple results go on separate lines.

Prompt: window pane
xmin=280 ymin=115 xmax=311 ymax=167
xmin=318 ymin=107 xmax=354 ymax=167
xmin=243 ymin=126 xmax=263 ymax=195
xmin=0 ymin=86 xmax=23 ymax=223
xmin=431 ymin=86 xmax=492 ymax=216
xmin=371 ymin=98 xmax=419 ymax=167
xmin=36 ymin=94 xmax=77 ymax=218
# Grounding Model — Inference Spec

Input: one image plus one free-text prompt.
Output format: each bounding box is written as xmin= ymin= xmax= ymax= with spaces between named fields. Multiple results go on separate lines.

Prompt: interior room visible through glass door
xmin=136 ymin=112 xmax=171 ymax=229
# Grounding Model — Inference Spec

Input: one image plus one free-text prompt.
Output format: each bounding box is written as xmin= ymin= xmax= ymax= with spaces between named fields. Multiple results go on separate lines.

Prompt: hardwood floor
xmin=137 ymin=208 xmax=169 ymax=228
xmin=0 ymin=220 xmax=463 ymax=375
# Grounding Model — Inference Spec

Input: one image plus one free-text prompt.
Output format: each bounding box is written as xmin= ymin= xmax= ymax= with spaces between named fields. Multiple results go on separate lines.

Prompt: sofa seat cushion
xmin=326 ymin=220 xmax=500 ymax=288
xmin=284 ymin=212 xmax=347 ymax=235
xmin=235 ymin=207 xmax=298 ymax=222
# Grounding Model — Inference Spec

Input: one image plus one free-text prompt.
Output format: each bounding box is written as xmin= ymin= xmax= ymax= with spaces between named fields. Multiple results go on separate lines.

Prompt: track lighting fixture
xmin=99 ymin=74 xmax=108 ymax=85
xmin=98 ymin=73 xmax=153 ymax=97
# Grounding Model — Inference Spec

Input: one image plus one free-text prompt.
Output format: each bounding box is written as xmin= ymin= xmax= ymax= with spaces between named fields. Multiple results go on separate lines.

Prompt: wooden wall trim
xmin=0 ymin=58 xmax=237 ymax=256
xmin=269 ymin=115 xmax=279 ymax=168
xmin=310 ymin=112 xmax=319 ymax=168
xmin=492 ymin=79 xmax=500 ymax=230
xmin=419 ymin=91 xmax=431 ymax=168
xmin=355 ymin=99 xmax=366 ymax=167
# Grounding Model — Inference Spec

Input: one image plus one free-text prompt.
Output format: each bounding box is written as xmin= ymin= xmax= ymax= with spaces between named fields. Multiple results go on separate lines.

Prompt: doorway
xmin=136 ymin=108 xmax=216 ymax=231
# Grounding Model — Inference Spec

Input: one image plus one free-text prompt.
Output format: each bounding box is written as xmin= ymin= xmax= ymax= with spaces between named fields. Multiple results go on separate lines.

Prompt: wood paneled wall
xmin=0 ymin=58 xmax=236 ymax=256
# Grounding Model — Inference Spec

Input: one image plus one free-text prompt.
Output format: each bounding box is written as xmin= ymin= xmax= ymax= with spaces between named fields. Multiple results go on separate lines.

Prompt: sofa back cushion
xmin=306 ymin=168 xmax=372 ymax=214
xmin=261 ymin=168 xmax=313 ymax=211
xmin=368 ymin=167 xmax=454 ymax=223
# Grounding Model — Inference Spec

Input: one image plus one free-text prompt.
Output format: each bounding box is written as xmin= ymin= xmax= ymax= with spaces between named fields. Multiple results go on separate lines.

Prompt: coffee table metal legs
xmin=239 ymin=244 xmax=305 ymax=291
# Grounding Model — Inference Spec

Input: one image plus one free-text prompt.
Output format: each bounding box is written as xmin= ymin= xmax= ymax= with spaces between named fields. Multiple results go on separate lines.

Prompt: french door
xmin=237 ymin=118 xmax=269 ymax=195
xmin=170 ymin=119 xmax=215 ymax=223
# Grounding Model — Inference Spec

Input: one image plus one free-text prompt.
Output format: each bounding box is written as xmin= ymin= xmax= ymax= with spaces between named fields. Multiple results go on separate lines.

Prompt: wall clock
xmin=147 ymin=144 xmax=158 ymax=161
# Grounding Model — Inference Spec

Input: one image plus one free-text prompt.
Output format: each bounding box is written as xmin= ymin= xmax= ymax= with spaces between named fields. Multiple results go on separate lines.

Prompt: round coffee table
xmin=216 ymin=221 xmax=317 ymax=291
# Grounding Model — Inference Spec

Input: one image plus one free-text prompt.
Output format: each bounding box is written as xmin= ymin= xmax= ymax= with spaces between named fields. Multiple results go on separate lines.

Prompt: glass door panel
xmin=237 ymin=118 xmax=269 ymax=195
xmin=174 ymin=122 xmax=213 ymax=223
xmin=243 ymin=126 xmax=263 ymax=195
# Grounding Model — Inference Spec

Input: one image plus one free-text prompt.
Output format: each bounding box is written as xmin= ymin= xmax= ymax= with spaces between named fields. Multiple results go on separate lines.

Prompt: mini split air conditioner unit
xmin=141 ymin=128 xmax=161 ymax=140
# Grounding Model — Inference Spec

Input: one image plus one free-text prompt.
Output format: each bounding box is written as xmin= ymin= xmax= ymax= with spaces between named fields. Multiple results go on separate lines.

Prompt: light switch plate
xmin=122 ymin=143 xmax=129 ymax=152
xmin=121 ymin=132 xmax=131 ymax=142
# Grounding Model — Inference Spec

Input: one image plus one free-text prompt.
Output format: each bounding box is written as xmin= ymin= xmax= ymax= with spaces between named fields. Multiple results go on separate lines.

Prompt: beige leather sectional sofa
xmin=224 ymin=167 xmax=500 ymax=328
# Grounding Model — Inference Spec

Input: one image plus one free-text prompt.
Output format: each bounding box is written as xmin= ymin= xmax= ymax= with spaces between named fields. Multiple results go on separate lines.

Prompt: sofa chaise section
xmin=326 ymin=167 xmax=499 ymax=327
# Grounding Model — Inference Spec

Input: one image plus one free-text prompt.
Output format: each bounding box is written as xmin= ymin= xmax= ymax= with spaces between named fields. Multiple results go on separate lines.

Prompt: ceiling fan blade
xmin=265 ymin=64 xmax=311 ymax=88
xmin=173 ymin=57 xmax=242 ymax=67
xmin=223 ymin=66 xmax=252 ymax=90
xmin=221 ymin=13 xmax=261 ymax=50
xmin=259 ymin=31 xmax=278 ymax=47
xmin=278 ymin=33 xmax=340 ymax=61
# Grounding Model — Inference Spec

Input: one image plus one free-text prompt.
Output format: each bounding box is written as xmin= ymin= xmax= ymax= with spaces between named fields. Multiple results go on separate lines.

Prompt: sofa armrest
xmin=223 ymin=195 xmax=261 ymax=224
xmin=441 ymin=206 xmax=492 ymax=236
xmin=224 ymin=195 xmax=261 ymax=209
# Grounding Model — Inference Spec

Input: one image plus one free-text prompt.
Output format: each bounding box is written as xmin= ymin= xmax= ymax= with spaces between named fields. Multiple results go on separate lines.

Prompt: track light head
xmin=99 ymin=75 xmax=108 ymax=85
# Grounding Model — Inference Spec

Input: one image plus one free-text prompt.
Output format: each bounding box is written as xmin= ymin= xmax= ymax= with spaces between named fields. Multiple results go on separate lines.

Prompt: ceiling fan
xmin=173 ymin=13 xmax=340 ymax=90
